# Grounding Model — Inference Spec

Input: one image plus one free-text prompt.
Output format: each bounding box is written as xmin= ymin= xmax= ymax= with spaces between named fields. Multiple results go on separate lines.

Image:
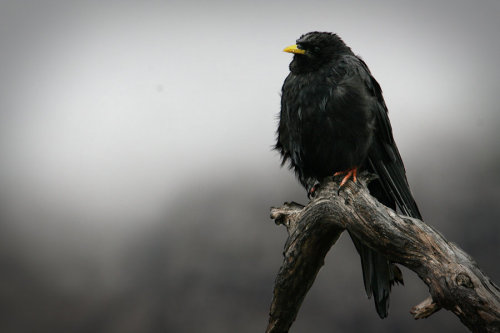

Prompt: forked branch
xmin=267 ymin=174 xmax=500 ymax=333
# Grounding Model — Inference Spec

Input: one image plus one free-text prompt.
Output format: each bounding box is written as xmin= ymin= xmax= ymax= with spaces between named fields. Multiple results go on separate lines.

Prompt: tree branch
xmin=267 ymin=174 xmax=500 ymax=333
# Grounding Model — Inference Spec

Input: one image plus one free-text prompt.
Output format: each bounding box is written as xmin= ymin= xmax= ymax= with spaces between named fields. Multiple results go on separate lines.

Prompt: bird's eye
xmin=313 ymin=46 xmax=321 ymax=53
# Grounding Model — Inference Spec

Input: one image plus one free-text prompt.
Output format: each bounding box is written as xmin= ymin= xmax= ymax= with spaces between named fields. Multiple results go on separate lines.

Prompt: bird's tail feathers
xmin=350 ymin=234 xmax=403 ymax=319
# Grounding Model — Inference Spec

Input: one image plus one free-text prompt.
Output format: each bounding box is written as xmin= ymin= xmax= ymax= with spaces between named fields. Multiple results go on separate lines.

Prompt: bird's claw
xmin=307 ymin=182 xmax=321 ymax=199
xmin=334 ymin=168 xmax=358 ymax=194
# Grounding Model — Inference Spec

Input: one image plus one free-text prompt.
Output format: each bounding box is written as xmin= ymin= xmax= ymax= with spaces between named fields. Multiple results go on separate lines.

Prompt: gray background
xmin=1 ymin=0 xmax=499 ymax=332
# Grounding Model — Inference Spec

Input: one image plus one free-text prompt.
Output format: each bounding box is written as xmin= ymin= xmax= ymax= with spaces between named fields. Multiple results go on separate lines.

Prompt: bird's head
xmin=284 ymin=32 xmax=352 ymax=73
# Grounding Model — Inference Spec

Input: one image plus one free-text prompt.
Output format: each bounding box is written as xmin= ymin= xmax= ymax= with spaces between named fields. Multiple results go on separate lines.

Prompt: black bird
xmin=276 ymin=32 xmax=422 ymax=318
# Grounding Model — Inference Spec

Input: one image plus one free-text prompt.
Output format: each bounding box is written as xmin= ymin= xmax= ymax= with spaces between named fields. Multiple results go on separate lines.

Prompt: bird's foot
xmin=307 ymin=182 xmax=321 ymax=199
xmin=334 ymin=168 xmax=358 ymax=188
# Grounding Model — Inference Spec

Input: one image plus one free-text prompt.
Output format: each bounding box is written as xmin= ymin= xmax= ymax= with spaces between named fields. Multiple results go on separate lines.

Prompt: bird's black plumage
xmin=276 ymin=32 xmax=422 ymax=318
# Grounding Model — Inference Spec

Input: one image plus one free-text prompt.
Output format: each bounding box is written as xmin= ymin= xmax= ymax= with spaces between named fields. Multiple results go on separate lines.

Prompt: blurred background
xmin=0 ymin=0 xmax=499 ymax=332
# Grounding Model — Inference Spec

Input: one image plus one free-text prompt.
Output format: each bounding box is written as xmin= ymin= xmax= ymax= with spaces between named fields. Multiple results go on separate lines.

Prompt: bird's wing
xmin=356 ymin=57 xmax=422 ymax=220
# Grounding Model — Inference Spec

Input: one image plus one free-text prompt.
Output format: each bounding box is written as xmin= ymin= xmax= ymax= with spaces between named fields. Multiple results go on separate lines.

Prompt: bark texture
xmin=266 ymin=174 xmax=500 ymax=333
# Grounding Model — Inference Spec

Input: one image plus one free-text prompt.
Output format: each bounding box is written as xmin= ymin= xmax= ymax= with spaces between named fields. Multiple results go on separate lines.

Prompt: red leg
xmin=334 ymin=168 xmax=358 ymax=187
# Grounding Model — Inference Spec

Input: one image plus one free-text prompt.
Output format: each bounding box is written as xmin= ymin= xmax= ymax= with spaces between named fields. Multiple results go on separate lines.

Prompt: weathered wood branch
xmin=267 ymin=174 xmax=500 ymax=333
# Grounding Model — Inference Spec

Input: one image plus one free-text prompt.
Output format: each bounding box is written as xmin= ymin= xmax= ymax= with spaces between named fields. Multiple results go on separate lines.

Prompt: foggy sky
xmin=1 ymin=0 xmax=499 ymax=227
xmin=0 ymin=1 xmax=499 ymax=332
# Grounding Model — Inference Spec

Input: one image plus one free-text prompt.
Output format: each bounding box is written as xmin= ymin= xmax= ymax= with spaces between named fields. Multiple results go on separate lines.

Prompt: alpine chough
xmin=276 ymin=31 xmax=422 ymax=318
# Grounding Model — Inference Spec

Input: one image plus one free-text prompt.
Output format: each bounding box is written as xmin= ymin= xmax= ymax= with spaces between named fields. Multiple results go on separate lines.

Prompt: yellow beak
xmin=283 ymin=44 xmax=306 ymax=55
